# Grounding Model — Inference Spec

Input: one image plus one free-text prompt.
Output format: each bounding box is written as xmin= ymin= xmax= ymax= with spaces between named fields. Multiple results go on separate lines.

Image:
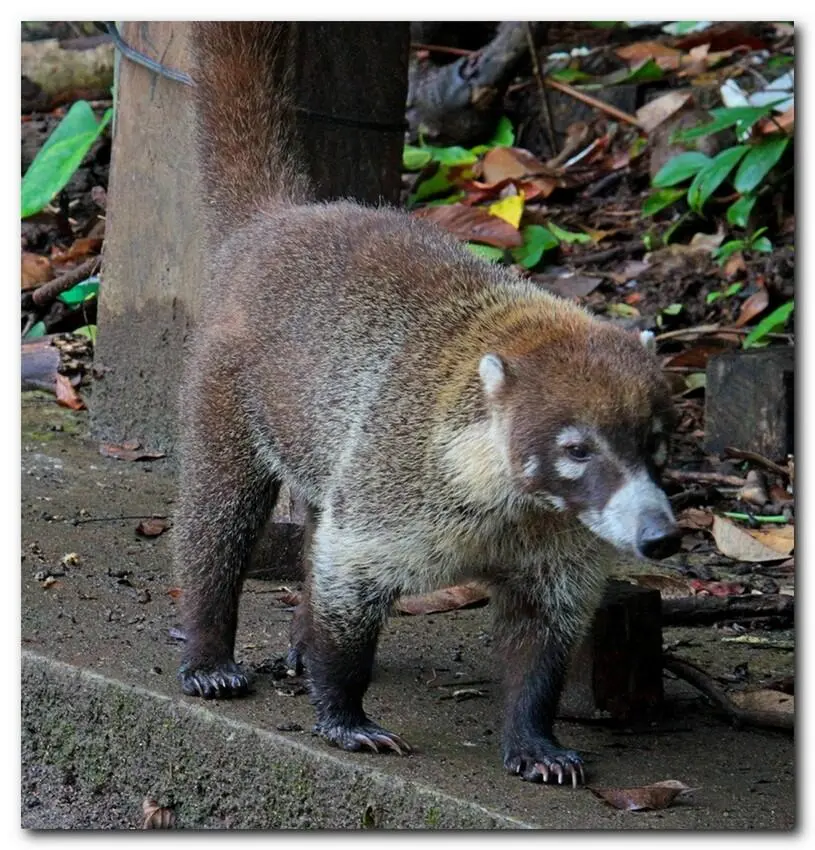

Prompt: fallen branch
xmin=723 ymin=447 xmax=791 ymax=481
xmin=663 ymin=653 xmax=793 ymax=732
xmin=663 ymin=468 xmax=747 ymax=488
xmin=661 ymin=593 xmax=794 ymax=627
xmin=544 ymin=77 xmax=643 ymax=129
xmin=655 ymin=324 xmax=792 ymax=343
xmin=27 ymin=256 xmax=101 ymax=309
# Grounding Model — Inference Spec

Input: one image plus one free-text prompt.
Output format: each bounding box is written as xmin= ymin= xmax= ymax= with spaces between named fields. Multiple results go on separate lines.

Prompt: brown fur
xmin=175 ymin=22 xmax=676 ymax=783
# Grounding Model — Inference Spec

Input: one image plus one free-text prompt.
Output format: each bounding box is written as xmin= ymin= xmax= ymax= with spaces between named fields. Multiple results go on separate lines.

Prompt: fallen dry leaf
xmin=711 ymin=515 xmax=791 ymax=562
xmin=635 ymin=91 xmax=694 ymax=134
xmin=55 ymin=374 xmax=85 ymax=410
xmin=616 ymin=40 xmax=682 ymax=70
xmin=677 ymin=507 xmax=714 ymax=530
xmin=136 ymin=517 xmax=171 ymax=537
xmin=142 ymin=798 xmax=176 ymax=829
xmin=395 ymin=582 xmax=490 ymax=615
xmin=629 ymin=574 xmax=693 ymax=598
xmin=590 ymin=779 xmax=695 ymax=812
xmin=730 ymin=688 xmax=794 ymax=717
xmin=413 ymin=204 xmax=522 ymax=248
xmin=756 ymin=105 xmax=794 ymax=136
xmin=49 ymin=236 xmax=103 ymax=267
xmin=21 ymin=252 xmax=53 ymax=290
xmin=744 ymin=524 xmax=794 ymax=556
xmin=531 ymin=273 xmax=602 ymax=299
xmin=480 ymin=147 xmax=560 ymax=200
xmin=734 ymin=287 xmax=770 ymax=327
xmin=99 ymin=442 xmax=166 ymax=462
xmin=723 ymin=252 xmax=747 ymax=279
xmin=663 ymin=340 xmax=739 ymax=370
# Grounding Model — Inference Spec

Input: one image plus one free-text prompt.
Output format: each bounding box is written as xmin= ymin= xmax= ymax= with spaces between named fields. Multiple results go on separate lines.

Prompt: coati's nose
xmin=637 ymin=517 xmax=682 ymax=560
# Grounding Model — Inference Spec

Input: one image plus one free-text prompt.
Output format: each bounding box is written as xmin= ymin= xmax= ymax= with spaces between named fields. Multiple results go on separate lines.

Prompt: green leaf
xmin=684 ymin=372 xmax=707 ymax=391
xmin=410 ymin=167 xmax=455 ymax=204
xmin=726 ymin=194 xmax=757 ymax=228
xmin=643 ymin=188 xmax=685 ymax=216
xmin=466 ymin=243 xmax=505 ymax=262
xmin=687 ymin=146 xmax=750 ymax=214
xmin=751 ymin=236 xmax=773 ymax=253
xmin=672 ymin=103 xmax=785 ymax=143
xmin=548 ymin=222 xmax=592 ymax=245
xmin=732 ymin=137 xmax=789 ymax=194
xmin=607 ymin=303 xmax=640 ymax=318
xmin=73 ymin=324 xmax=98 ymax=344
xmin=652 ymin=152 xmax=711 ymax=188
xmin=549 ymin=67 xmax=593 ymax=83
xmin=403 ymin=145 xmax=432 ymax=171
xmin=423 ymin=145 xmax=477 ymax=167
xmin=662 ymin=303 xmax=684 ymax=316
xmin=57 ymin=277 xmax=99 ymax=306
xmin=24 ymin=320 xmax=47 ymax=340
xmin=712 ymin=239 xmax=746 ymax=264
xmin=21 ymin=102 xmax=112 ymax=218
xmin=488 ymin=116 xmax=515 ymax=148
xmin=422 ymin=191 xmax=466 ymax=207
xmin=743 ymin=301 xmax=794 ymax=348
xmin=511 ymin=224 xmax=559 ymax=269
xmin=598 ymin=58 xmax=663 ymax=86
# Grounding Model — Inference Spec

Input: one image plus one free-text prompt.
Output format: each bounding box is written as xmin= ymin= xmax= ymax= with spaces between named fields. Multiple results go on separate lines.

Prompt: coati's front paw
xmin=503 ymin=740 xmax=585 ymax=787
xmin=179 ymin=660 xmax=251 ymax=699
xmin=314 ymin=717 xmax=412 ymax=755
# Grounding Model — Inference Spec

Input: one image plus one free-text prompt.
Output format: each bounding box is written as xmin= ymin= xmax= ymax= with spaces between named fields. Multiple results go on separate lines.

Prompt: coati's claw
xmin=314 ymin=719 xmax=412 ymax=755
xmin=285 ymin=646 xmax=304 ymax=676
xmin=179 ymin=661 xmax=251 ymax=699
xmin=505 ymin=744 xmax=585 ymax=787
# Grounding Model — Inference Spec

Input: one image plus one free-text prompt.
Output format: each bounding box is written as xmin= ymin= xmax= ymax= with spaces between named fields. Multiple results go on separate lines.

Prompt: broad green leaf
xmin=652 ymin=152 xmax=711 ymax=188
xmin=713 ymin=240 xmax=746 ymax=264
xmin=687 ymin=146 xmax=749 ymax=214
xmin=422 ymin=191 xmax=466 ymax=207
xmin=662 ymin=303 xmax=684 ymax=316
xmin=726 ymin=194 xmax=757 ymax=228
xmin=549 ymin=67 xmax=593 ymax=83
xmin=488 ymin=116 xmax=515 ymax=148
xmin=672 ymin=103 xmax=785 ymax=143
xmin=22 ymin=102 xmax=113 ymax=218
xmin=743 ymin=300 xmax=793 ymax=348
xmin=410 ymin=167 xmax=455 ymax=204
xmin=607 ymin=303 xmax=640 ymax=318
xmin=73 ymin=325 xmax=98 ymax=344
xmin=548 ymin=222 xmax=592 ymax=244
xmin=57 ymin=277 xmax=99 ymax=306
xmin=466 ymin=243 xmax=505 ymax=262
xmin=24 ymin=320 xmax=47 ymax=339
xmin=707 ymin=282 xmax=743 ymax=303
xmin=733 ymin=137 xmax=789 ymax=194
xmin=684 ymin=372 xmax=707 ymax=391
xmin=643 ymin=187 xmax=685 ymax=216
xmin=488 ymin=193 xmax=524 ymax=228
xmin=511 ymin=224 xmax=559 ymax=269
xmin=402 ymin=145 xmax=432 ymax=171
xmin=423 ymin=145 xmax=478 ymax=167
xmin=751 ymin=236 xmax=773 ymax=253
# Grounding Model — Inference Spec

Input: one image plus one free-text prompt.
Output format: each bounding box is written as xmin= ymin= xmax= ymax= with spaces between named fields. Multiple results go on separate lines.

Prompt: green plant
xmin=21 ymin=101 xmax=113 ymax=219
xmin=706 ymin=282 xmax=744 ymax=305
xmin=712 ymin=227 xmax=773 ymax=265
xmin=742 ymin=300 xmax=794 ymax=349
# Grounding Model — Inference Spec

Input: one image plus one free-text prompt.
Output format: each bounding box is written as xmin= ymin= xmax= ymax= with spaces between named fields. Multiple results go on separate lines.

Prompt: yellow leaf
xmin=488 ymin=192 xmax=524 ymax=229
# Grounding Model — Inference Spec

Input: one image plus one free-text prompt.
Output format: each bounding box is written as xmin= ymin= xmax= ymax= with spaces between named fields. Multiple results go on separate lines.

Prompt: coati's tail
xmin=190 ymin=22 xmax=312 ymax=235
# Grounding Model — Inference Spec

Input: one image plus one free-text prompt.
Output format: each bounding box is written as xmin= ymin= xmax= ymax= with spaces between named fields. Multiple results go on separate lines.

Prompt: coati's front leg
xmin=175 ymin=383 xmax=279 ymax=699
xmin=300 ymin=539 xmax=410 ymax=755
xmin=492 ymin=583 xmax=589 ymax=787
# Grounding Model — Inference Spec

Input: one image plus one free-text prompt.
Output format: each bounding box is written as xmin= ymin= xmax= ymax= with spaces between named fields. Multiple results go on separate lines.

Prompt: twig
xmin=723 ymin=447 xmax=791 ymax=480
xmin=409 ymin=42 xmax=476 ymax=58
xmin=663 ymin=654 xmax=793 ymax=732
xmin=661 ymin=594 xmax=794 ymax=627
xmin=29 ymin=256 xmax=101 ymax=309
xmin=544 ymin=77 xmax=643 ymax=129
xmin=576 ymin=241 xmax=645 ymax=266
xmin=654 ymin=324 xmax=792 ymax=343
xmin=73 ymin=513 xmax=168 ymax=525
xmin=662 ymin=469 xmax=746 ymax=488
xmin=523 ymin=23 xmax=557 ymax=157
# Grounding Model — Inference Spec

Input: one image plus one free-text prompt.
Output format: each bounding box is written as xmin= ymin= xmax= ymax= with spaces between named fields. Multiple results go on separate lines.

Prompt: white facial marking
xmin=639 ymin=330 xmax=656 ymax=352
xmin=578 ymin=469 xmax=674 ymax=552
xmin=523 ymin=455 xmax=540 ymax=479
xmin=652 ymin=437 xmax=668 ymax=468
xmin=542 ymin=494 xmax=566 ymax=511
xmin=479 ymin=353 xmax=505 ymax=396
xmin=555 ymin=457 xmax=587 ymax=480
xmin=652 ymin=418 xmax=665 ymax=434
xmin=556 ymin=425 xmax=586 ymax=448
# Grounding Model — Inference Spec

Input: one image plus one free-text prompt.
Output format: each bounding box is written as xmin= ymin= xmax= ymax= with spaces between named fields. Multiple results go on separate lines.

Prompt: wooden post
xmin=91 ymin=22 xmax=410 ymax=456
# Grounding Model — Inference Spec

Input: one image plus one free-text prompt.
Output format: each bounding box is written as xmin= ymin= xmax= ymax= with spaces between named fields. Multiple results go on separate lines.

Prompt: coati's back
xmin=179 ymin=22 xmax=680 ymax=787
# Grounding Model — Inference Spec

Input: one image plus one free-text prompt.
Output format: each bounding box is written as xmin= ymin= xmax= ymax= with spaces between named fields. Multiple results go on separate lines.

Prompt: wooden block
xmin=705 ymin=347 xmax=794 ymax=462
xmin=559 ymin=580 xmax=663 ymax=722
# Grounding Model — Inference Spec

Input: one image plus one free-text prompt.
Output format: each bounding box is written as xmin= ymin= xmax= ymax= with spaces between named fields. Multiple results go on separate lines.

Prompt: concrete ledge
xmin=22 ymin=652 xmax=532 ymax=830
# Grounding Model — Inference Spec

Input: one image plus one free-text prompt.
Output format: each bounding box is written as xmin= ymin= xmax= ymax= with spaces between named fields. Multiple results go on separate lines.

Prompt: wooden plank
xmin=704 ymin=347 xmax=794 ymax=462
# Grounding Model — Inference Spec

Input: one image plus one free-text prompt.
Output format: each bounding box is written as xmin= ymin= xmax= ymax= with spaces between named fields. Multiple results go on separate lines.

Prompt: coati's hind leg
xmin=175 ymin=384 xmax=279 ymax=700
xmin=287 ymin=504 xmax=318 ymax=675
xmin=301 ymin=536 xmax=411 ymax=755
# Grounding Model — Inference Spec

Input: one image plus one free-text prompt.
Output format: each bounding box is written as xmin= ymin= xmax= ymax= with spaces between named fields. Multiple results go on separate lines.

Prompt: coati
xmin=176 ymin=22 xmax=680 ymax=788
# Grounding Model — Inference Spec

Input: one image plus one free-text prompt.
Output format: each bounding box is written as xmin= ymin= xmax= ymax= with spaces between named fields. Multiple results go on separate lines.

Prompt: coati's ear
xmin=639 ymin=330 xmax=656 ymax=353
xmin=479 ymin=353 xmax=508 ymax=396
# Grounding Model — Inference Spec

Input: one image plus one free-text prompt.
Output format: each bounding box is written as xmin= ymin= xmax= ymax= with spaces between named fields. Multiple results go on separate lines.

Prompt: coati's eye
xmin=565 ymin=444 xmax=592 ymax=462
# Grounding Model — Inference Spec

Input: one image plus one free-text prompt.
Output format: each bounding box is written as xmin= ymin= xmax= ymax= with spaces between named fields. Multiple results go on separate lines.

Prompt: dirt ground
xmin=20 ymin=393 xmax=795 ymax=829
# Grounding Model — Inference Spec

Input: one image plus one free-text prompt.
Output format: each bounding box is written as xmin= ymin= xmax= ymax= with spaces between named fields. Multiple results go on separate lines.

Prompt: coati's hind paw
xmin=314 ymin=718 xmax=412 ymax=755
xmin=179 ymin=660 xmax=251 ymax=699
xmin=504 ymin=743 xmax=585 ymax=787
